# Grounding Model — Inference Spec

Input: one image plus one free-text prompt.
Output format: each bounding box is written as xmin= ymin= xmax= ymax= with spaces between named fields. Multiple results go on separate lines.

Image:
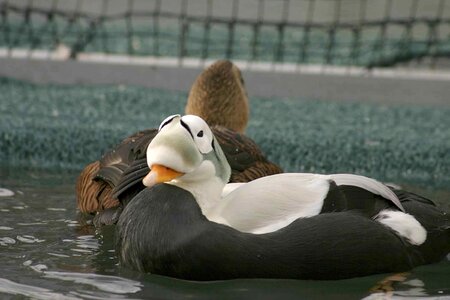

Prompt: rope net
xmin=1 ymin=0 xmax=449 ymax=68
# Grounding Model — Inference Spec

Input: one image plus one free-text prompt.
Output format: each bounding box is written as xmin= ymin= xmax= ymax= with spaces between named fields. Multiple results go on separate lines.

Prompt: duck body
xmin=115 ymin=114 xmax=450 ymax=279
xmin=143 ymin=115 xmax=429 ymax=244
xmin=116 ymin=183 xmax=450 ymax=280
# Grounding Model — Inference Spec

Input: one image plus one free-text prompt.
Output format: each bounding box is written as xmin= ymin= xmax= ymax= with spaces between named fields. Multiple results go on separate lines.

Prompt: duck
xmin=75 ymin=60 xmax=282 ymax=225
xmin=115 ymin=114 xmax=450 ymax=280
xmin=185 ymin=59 xmax=248 ymax=133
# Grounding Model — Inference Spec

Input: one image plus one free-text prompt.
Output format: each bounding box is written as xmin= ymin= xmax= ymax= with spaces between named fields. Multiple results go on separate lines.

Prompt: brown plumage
xmin=75 ymin=161 xmax=118 ymax=213
xmin=76 ymin=60 xmax=282 ymax=224
xmin=186 ymin=60 xmax=249 ymax=133
xmin=213 ymin=126 xmax=282 ymax=182
xmin=76 ymin=129 xmax=157 ymax=214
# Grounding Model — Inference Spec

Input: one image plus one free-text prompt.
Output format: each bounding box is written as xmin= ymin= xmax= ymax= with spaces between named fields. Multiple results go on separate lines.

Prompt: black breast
xmin=116 ymin=184 xmax=439 ymax=281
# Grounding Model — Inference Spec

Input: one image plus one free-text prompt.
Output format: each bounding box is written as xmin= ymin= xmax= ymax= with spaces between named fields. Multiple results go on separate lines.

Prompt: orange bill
xmin=142 ymin=164 xmax=184 ymax=187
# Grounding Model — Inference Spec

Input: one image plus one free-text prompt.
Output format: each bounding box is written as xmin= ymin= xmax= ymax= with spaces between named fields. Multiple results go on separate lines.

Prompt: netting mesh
xmin=1 ymin=0 xmax=450 ymax=67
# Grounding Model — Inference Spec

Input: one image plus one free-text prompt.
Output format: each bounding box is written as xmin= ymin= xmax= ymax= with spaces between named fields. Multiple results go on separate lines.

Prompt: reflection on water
xmin=44 ymin=271 xmax=142 ymax=294
xmin=0 ymin=277 xmax=79 ymax=300
xmin=0 ymin=188 xmax=14 ymax=197
xmin=0 ymin=166 xmax=449 ymax=299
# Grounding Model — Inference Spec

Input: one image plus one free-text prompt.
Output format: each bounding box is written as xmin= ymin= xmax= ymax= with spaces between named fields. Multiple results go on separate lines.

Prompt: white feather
xmin=221 ymin=183 xmax=244 ymax=198
xmin=181 ymin=115 xmax=214 ymax=154
xmin=207 ymin=173 xmax=405 ymax=235
xmin=375 ymin=210 xmax=427 ymax=245
xmin=208 ymin=174 xmax=330 ymax=234
xmin=170 ymin=160 xmax=224 ymax=215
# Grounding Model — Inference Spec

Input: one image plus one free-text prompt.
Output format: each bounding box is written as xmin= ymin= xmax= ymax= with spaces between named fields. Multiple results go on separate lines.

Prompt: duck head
xmin=143 ymin=115 xmax=231 ymax=213
xmin=185 ymin=60 xmax=249 ymax=133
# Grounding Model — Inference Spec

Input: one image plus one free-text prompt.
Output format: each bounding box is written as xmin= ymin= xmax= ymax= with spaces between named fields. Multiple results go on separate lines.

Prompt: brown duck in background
xmin=76 ymin=60 xmax=283 ymax=225
xmin=186 ymin=60 xmax=248 ymax=133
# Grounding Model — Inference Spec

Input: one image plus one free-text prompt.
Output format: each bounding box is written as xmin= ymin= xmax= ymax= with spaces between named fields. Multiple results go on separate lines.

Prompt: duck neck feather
xmin=169 ymin=175 xmax=225 ymax=216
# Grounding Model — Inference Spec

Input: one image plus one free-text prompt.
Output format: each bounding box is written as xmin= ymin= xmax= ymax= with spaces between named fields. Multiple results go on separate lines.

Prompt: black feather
xmin=116 ymin=184 xmax=450 ymax=280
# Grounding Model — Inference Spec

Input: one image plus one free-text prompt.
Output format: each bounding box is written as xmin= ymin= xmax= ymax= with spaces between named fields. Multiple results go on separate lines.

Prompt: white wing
xmin=208 ymin=173 xmax=331 ymax=234
xmin=221 ymin=183 xmax=245 ymax=198
xmin=208 ymin=173 xmax=403 ymax=234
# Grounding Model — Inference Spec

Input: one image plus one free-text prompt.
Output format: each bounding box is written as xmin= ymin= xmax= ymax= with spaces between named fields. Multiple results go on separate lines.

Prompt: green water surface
xmin=0 ymin=167 xmax=449 ymax=299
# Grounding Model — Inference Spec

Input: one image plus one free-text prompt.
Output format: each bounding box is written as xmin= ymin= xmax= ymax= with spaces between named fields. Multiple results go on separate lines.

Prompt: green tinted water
xmin=0 ymin=166 xmax=448 ymax=299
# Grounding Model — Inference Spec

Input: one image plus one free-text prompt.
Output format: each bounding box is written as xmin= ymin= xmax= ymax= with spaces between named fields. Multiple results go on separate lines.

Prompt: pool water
xmin=0 ymin=166 xmax=449 ymax=300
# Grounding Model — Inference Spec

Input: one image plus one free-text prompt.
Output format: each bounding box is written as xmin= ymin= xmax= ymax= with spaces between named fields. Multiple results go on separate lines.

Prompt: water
xmin=0 ymin=166 xmax=449 ymax=300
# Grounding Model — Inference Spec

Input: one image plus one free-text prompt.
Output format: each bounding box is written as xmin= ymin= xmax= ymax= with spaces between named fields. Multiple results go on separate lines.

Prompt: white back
xmin=208 ymin=173 xmax=404 ymax=234
xmin=208 ymin=173 xmax=330 ymax=234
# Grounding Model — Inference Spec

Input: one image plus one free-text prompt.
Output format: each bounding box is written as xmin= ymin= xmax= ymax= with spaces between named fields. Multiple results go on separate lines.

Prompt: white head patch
xmin=158 ymin=114 xmax=180 ymax=131
xmin=180 ymin=115 xmax=214 ymax=154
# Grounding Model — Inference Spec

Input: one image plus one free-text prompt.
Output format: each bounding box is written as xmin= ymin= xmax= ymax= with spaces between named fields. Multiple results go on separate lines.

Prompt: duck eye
xmin=197 ymin=130 xmax=204 ymax=138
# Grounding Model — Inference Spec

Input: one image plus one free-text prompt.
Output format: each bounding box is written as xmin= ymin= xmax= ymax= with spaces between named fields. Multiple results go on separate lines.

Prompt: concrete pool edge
xmin=1 ymin=57 xmax=450 ymax=107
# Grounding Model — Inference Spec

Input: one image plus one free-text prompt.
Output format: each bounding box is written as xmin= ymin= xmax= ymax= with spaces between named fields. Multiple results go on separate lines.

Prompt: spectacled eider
xmin=116 ymin=114 xmax=450 ymax=280
xmin=75 ymin=60 xmax=282 ymax=226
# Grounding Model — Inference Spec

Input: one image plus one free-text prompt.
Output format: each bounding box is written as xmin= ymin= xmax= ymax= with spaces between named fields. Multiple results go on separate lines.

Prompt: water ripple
xmin=16 ymin=235 xmax=45 ymax=244
xmin=47 ymin=207 xmax=67 ymax=211
xmin=17 ymin=222 xmax=48 ymax=226
xmin=76 ymin=235 xmax=100 ymax=250
xmin=23 ymin=260 xmax=139 ymax=298
xmin=12 ymin=206 xmax=27 ymax=210
xmin=30 ymin=264 xmax=49 ymax=273
xmin=69 ymin=290 xmax=139 ymax=300
xmin=23 ymin=260 xmax=48 ymax=273
xmin=43 ymin=271 xmax=142 ymax=294
xmin=0 ymin=237 xmax=16 ymax=246
xmin=0 ymin=277 xmax=80 ymax=300
xmin=66 ymin=220 xmax=79 ymax=227
xmin=48 ymin=252 xmax=71 ymax=258
xmin=71 ymin=248 xmax=94 ymax=254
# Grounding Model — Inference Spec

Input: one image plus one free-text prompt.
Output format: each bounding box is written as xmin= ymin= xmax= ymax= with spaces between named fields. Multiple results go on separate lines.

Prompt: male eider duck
xmin=76 ymin=60 xmax=281 ymax=225
xmin=116 ymin=114 xmax=450 ymax=280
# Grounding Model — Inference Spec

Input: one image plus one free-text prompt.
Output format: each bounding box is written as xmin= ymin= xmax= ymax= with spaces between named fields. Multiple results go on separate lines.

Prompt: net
xmin=1 ymin=0 xmax=450 ymax=68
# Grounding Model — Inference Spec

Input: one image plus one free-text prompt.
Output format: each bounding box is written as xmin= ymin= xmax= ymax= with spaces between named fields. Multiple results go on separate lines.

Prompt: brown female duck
xmin=186 ymin=60 xmax=248 ymax=133
xmin=76 ymin=60 xmax=282 ymax=224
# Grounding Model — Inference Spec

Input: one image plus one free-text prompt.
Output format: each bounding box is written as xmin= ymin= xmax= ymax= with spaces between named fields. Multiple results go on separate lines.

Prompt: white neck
xmin=167 ymin=161 xmax=226 ymax=216
xmin=169 ymin=176 xmax=225 ymax=215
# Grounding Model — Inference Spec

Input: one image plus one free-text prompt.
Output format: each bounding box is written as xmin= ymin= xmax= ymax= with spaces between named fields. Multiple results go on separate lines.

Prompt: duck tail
xmin=329 ymin=174 xmax=405 ymax=212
